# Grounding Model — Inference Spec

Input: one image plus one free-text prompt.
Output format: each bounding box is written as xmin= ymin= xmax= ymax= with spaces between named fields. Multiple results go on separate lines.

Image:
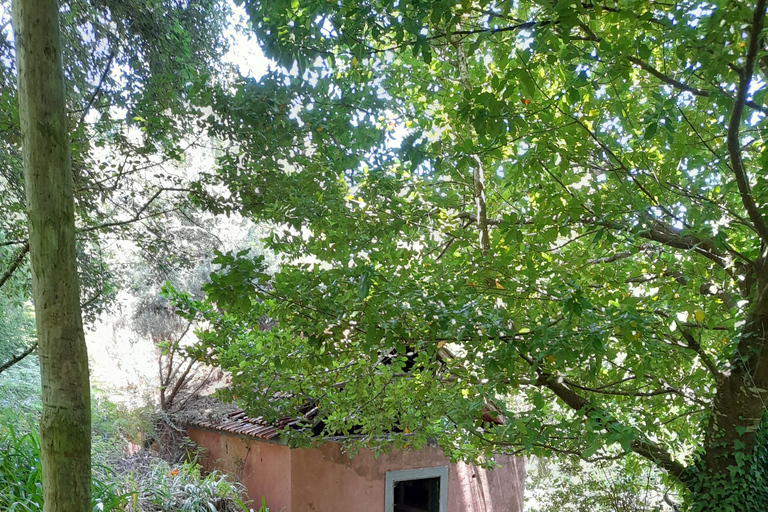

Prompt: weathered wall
xmin=290 ymin=442 xmax=524 ymax=512
xmin=189 ymin=427 xmax=525 ymax=512
xmin=187 ymin=426 xmax=292 ymax=511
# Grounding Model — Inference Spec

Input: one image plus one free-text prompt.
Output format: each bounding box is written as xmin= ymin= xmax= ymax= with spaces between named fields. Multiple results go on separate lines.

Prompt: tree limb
xmin=678 ymin=327 xmax=721 ymax=382
xmin=0 ymin=342 xmax=37 ymax=375
xmin=78 ymin=187 xmax=188 ymax=234
xmin=626 ymin=56 xmax=709 ymax=98
xmin=726 ymin=0 xmax=768 ymax=245
xmin=458 ymin=210 xmax=731 ymax=269
xmin=453 ymin=36 xmax=491 ymax=256
xmin=586 ymin=249 xmax=637 ymax=265
xmin=636 ymin=219 xmax=731 ymax=270
xmin=0 ymin=242 xmax=29 ymax=290
xmin=76 ymin=52 xmax=115 ymax=131
xmin=534 ymin=369 xmax=689 ymax=480
xmin=457 ymin=211 xmax=503 ymax=226
xmin=628 ymin=53 xmax=767 ymax=114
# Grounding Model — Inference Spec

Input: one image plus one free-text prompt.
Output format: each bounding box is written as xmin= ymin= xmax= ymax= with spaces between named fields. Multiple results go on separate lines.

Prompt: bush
xmin=0 ymin=425 xmax=251 ymax=512
xmin=122 ymin=459 xmax=249 ymax=512
xmin=0 ymin=426 xmax=128 ymax=512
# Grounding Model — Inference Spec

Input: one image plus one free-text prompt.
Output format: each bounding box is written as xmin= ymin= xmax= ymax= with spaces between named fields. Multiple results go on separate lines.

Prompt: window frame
xmin=384 ymin=466 xmax=449 ymax=512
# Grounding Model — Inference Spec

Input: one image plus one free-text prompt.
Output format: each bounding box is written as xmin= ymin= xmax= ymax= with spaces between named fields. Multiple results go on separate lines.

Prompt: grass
xmin=0 ymin=426 xmax=42 ymax=512
xmin=0 ymin=425 xmax=132 ymax=512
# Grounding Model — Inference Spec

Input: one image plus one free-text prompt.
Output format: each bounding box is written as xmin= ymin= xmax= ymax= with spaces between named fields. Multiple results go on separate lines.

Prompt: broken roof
xmin=188 ymin=404 xmax=319 ymax=440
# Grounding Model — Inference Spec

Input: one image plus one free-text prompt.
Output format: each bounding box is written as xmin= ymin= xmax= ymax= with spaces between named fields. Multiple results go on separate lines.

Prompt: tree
xmin=176 ymin=0 xmax=768 ymax=510
xmin=12 ymin=0 xmax=91 ymax=509
xmin=0 ymin=0 xmax=231 ymax=372
xmin=6 ymin=0 xmax=233 ymax=509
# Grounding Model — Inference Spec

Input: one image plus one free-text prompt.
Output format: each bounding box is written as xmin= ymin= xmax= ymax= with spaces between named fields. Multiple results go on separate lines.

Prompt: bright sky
xmin=222 ymin=3 xmax=272 ymax=80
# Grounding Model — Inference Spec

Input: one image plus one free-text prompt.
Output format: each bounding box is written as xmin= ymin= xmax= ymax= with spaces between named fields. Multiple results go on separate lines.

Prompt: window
xmin=385 ymin=467 xmax=448 ymax=512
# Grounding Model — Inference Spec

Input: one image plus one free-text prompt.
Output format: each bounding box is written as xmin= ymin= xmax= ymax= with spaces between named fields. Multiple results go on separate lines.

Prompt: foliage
xmin=0 ymin=293 xmax=35 ymax=366
xmin=0 ymin=424 xmax=250 ymax=512
xmin=0 ymin=384 xmax=248 ymax=512
xmin=0 ymin=360 xmax=40 ymax=426
xmin=0 ymin=426 xmax=127 ymax=512
xmin=122 ymin=459 xmax=249 ymax=512
xmin=174 ymin=0 xmax=768 ymax=509
xmin=0 ymin=0 xmax=233 ymax=320
xmin=526 ymin=455 xmax=675 ymax=512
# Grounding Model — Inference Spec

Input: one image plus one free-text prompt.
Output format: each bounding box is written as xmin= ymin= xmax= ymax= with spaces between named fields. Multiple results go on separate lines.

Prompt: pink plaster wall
xmin=188 ymin=427 xmax=524 ymax=512
xmin=290 ymin=442 xmax=524 ymax=512
xmin=187 ymin=427 xmax=292 ymax=512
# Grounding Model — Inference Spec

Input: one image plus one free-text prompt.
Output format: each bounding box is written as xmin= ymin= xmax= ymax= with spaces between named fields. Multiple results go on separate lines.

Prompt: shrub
xmin=123 ymin=459 xmax=249 ymax=512
xmin=0 ymin=426 xmax=250 ymax=512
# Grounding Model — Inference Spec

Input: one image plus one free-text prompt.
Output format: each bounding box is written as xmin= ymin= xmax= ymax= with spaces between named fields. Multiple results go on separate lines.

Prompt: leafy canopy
xmin=176 ymin=0 xmax=768 ymax=508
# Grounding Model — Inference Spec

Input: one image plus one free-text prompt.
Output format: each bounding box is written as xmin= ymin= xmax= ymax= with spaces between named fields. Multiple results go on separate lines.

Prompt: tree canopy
xmin=0 ymin=0 xmax=231 ymax=318
xmin=171 ymin=0 xmax=768 ymax=510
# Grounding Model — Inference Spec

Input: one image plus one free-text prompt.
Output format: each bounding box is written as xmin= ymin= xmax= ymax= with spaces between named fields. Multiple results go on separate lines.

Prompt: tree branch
xmin=636 ymin=219 xmax=731 ymax=270
xmin=678 ymin=327 xmax=721 ymax=381
xmin=626 ymin=56 xmax=708 ymax=98
xmin=80 ymin=291 xmax=102 ymax=310
xmin=563 ymin=378 xmax=701 ymax=402
xmin=532 ymin=367 xmax=688 ymax=480
xmin=0 ymin=242 xmax=29 ymax=290
xmin=76 ymin=52 xmax=115 ymax=131
xmin=586 ymin=249 xmax=637 ymax=265
xmin=627 ymin=56 xmax=768 ymax=114
xmin=78 ymin=187 xmax=187 ymax=234
xmin=0 ymin=342 xmax=38 ymax=375
xmin=457 ymin=211 xmax=503 ymax=226
xmin=727 ymin=0 xmax=768 ymax=245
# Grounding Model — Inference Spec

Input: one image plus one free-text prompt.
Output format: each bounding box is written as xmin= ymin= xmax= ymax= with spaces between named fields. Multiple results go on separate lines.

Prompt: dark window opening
xmin=394 ymin=477 xmax=441 ymax=512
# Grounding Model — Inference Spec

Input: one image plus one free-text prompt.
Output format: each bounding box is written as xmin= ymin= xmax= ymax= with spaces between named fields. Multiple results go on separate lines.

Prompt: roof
xmin=189 ymin=406 xmax=319 ymax=440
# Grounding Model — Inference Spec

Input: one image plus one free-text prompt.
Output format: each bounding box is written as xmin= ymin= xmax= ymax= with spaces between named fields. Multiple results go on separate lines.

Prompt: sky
xmin=222 ymin=3 xmax=271 ymax=80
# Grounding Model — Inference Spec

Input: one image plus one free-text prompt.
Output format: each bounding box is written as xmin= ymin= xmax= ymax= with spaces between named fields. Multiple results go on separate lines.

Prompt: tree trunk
xmin=687 ymin=424 xmax=768 ymax=511
xmin=12 ymin=0 xmax=92 ymax=511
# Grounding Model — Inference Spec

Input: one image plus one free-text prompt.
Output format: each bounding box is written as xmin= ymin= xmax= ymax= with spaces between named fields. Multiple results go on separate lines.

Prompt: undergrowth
xmin=0 ymin=373 xmax=258 ymax=511
xmin=0 ymin=426 xmax=256 ymax=512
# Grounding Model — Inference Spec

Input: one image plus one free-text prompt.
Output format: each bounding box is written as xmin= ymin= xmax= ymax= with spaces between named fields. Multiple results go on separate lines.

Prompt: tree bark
xmin=11 ymin=0 xmax=92 ymax=510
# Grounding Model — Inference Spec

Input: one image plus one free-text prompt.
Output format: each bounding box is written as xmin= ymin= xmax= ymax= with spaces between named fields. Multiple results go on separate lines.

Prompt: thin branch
xmin=586 ymin=249 xmax=637 ymax=265
xmin=529 ymin=362 xmax=688 ymax=480
xmin=457 ymin=211 xmax=503 ymax=226
xmin=0 ymin=239 xmax=28 ymax=247
xmin=678 ymin=327 xmax=721 ymax=381
xmin=727 ymin=0 xmax=768 ymax=245
xmin=636 ymin=219 xmax=731 ymax=270
xmin=0 ymin=342 xmax=38 ymax=375
xmin=76 ymin=52 xmax=115 ymax=130
xmin=78 ymin=187 xmax=188 ymax=234
xmin=166 ymin=357 xmax=196 ymax=410
xmin=80 ymin=291 xmax=102 ymax=310
xmin=0 ymin=242 xmax=29 ymax=290
xmin=564 ymin=379 xmax=684 ymax=399
xmin=627 ymin=56 xmax=768 ymax=114
xmin=627 ymin=57 xmax=708 ymax=98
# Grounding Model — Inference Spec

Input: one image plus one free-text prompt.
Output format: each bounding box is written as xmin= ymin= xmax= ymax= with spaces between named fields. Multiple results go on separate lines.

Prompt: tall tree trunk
xmin=12 ymin=0 xmax=92 ymax=511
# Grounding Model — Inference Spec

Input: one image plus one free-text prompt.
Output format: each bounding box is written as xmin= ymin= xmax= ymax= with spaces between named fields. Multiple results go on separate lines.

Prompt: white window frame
xmin=384 ymin=466 xmax=448 ymax=512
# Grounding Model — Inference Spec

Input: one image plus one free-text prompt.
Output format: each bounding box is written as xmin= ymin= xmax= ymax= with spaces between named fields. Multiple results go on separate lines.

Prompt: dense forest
xmin=3 ymin=0 xmax=768 ymax=511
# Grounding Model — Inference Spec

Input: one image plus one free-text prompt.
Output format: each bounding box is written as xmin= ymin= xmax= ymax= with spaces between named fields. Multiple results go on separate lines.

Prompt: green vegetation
xmin=169 ymin=0 xmax=768 ymax=510
xmin=0 ymin=424 xmax=251 ymax=512
xmin=0 ymin=394 xmax=251 ymax=512
xmin=6 ymin=0 xmax=768 ymax=509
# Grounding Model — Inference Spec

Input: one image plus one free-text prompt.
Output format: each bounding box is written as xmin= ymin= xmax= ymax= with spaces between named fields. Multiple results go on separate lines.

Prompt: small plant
xmin=0 ymin=425 xmax=43 ymax=512
xmin=256 ymin=497 xmax=270 ymax=511
xmin=125 ymin=459 xmax=250 ymax=511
